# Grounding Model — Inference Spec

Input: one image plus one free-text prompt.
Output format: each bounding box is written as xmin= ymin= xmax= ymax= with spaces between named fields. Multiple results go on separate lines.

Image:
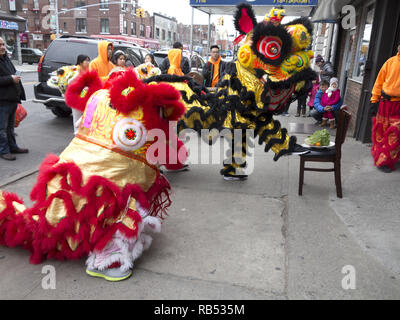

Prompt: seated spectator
xmin=320 ymin=77 xmax=341 ymax=128
xmin=310 ymin=79 xmax=343 ymax=126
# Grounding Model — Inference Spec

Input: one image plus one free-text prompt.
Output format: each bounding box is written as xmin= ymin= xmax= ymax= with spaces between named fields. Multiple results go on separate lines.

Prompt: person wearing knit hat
xmin=315 ymin=54 xmax=324 ymax=64
xmin=327 ymin=77 xmax=339 ymax=97
xmin=315 ymin=54 xmax=335 ymax=82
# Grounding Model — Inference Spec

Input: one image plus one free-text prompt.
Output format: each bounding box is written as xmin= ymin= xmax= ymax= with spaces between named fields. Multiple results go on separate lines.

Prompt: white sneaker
xmin=161 ymin=164 xmax=190 ymax=173
xmin=223 ymin=175 xmax=248 ymax=181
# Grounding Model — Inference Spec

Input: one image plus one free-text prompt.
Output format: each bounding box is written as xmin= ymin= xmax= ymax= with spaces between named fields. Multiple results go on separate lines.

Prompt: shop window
xmin=353 ymin=4 xmax=375 ymax=82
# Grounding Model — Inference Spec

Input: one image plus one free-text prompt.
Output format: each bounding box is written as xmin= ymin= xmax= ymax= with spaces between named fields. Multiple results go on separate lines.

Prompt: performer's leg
xmin=163 ymin=137 xmax=189 ymax=172
xmin=86 ymin=214 xmax=162 ymax=282
xmin=255 ymin=113 xmax=306 ymax=161
xmin=221 ymin=130 xmax=247 ymax=180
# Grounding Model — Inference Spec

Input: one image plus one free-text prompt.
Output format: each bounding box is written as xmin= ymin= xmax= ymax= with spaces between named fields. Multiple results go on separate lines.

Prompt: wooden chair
xmin=298 ymin=109 xmax=352 ymax=198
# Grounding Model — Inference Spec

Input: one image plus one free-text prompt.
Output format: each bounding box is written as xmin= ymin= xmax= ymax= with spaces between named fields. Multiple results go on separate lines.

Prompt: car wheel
xmin=51 ymin=106 xmax=72 ymax=118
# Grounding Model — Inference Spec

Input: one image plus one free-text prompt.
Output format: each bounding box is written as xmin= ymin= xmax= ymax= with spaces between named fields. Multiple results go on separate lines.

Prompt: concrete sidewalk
xmin=0 ymin=112 xmax=399 ymax=300
xmin=15 ymin=63 xmax=38 ymax=73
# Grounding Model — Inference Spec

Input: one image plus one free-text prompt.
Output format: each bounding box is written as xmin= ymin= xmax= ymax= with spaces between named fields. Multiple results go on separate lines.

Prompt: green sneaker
xmin=86 ymin=267 xmax=132 ymax=282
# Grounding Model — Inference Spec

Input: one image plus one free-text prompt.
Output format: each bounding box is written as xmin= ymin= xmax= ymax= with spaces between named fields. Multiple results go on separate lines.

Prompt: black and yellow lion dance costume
xmin=147 ymin=3 xmax=316 ymax=179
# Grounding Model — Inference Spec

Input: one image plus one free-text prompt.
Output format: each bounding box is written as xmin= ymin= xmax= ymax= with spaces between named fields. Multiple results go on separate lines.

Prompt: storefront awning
xmin=311 ymin=0 xmax=352 ymax=23
xmin=0 ymin=12 xmax=26 ymax=23
xmin=0 ymin=12 xmax=26 ymax=32
xmin=190 ymin=0 xmax=318 ymax=17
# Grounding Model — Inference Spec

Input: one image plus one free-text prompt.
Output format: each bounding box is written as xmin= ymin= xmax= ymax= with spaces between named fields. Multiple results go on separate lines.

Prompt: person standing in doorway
xmin=202 ymin=45 xmax=227 ymax=88
xmin=0 ymin=37 xmax=28 ymax=161
xmin=315 ymin=54 xmax=335 ymax=83
xmin=370 ymin=43 xmax=400 ymax=173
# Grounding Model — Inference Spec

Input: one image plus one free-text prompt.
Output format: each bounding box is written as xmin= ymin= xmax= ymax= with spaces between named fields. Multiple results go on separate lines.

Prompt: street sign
xmin=0 ymin=20 xmax=18 ymax=30
xmin=190 ymin=0 xmax=318 ymax=6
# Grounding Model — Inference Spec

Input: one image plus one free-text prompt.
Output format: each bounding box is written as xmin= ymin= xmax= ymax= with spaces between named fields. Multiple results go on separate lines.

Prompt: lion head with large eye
xmin=234 ymin=3 xmax=315 ymax=85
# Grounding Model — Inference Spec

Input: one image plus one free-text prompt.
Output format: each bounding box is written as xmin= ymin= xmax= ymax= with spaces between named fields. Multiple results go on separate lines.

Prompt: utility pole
xmin=55 ymin=0 xmax=60 ymax=37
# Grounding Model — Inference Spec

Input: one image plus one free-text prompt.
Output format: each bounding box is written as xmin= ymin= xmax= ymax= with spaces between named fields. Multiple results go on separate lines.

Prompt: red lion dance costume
xmin=0 ymin=69 xmax=185 ymax=281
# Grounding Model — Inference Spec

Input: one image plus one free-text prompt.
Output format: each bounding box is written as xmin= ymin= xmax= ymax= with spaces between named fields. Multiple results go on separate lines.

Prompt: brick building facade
xmin=16 ymin=1 xmax=214 ymax=54
xmin=17 ymin=0 xmax=156 ymax=50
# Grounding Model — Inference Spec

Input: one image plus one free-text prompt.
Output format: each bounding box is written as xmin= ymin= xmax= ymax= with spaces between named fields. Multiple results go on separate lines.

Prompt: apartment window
xmin=62 ymin=0 xmax=67 ymax=8
xmin=168 ymin=31 xmax=171 ymax=41
xmin=156 ymin=28 xmax=160 ymax=39
xmin=101 ymin=19 xmax=109 ymax=33
xmin=121 ymin=1 xmax=127 ymax=11
xmin=74 ymin=0 xmax=86 ymax=8
xmin=131 ymin=22 xmax=136 ymax=36
xmin=34 ymin=18 xmax=40 ymax=31
xmin=123 ymin=20 xmax=128 ymax=35
xmin=140 ymin=24 xmax=144 ymax=37
xmin=353 ymin=4 xmax=375 ymax=81
xmin=100 ymin=0 xmax=109 ymax=9
xmin=162 ymin=29 xmax=165 ymax=41
xmin=76 ymin=18 xmax=87 ymax=33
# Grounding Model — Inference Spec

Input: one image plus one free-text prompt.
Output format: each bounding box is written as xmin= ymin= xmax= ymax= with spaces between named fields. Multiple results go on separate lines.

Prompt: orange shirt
xmin=371 ymin=53 xmax=400 ymax=103
xmin=167 ymin=49 xmax=184 ymax=76
xmin=209 ymin=56 xmax=221 ymax=88
xmin=89 ymin=41 xmax=115 ymax=82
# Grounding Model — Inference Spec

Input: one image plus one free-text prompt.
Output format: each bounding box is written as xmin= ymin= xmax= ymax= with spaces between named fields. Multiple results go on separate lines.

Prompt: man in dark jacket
xmin=315 ymin=54 xmax=335 ymax=82
xmin=202 ymin=45 xmax=227 ymax=88
xmin=160 ymin=42 xmax=190 ymax=75
xmin=0 ymin=37 xmax=28 ymax=161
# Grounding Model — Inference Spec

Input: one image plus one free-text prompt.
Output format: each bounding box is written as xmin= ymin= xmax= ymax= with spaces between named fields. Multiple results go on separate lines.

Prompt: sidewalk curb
xmin=16 ymin=70 xmax=37 ymax=74
xmin=0 ymin=168 xmax=39 ymax=189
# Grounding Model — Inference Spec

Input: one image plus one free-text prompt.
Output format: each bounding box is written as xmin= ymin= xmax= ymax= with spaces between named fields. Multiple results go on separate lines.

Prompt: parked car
xmin=34 ymin=35 xmax=149 ymax=118
xmin=153 ymin=50 xmax=206 ymax=73
xmin=21 ymin=48 xmax=43 ymax=64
